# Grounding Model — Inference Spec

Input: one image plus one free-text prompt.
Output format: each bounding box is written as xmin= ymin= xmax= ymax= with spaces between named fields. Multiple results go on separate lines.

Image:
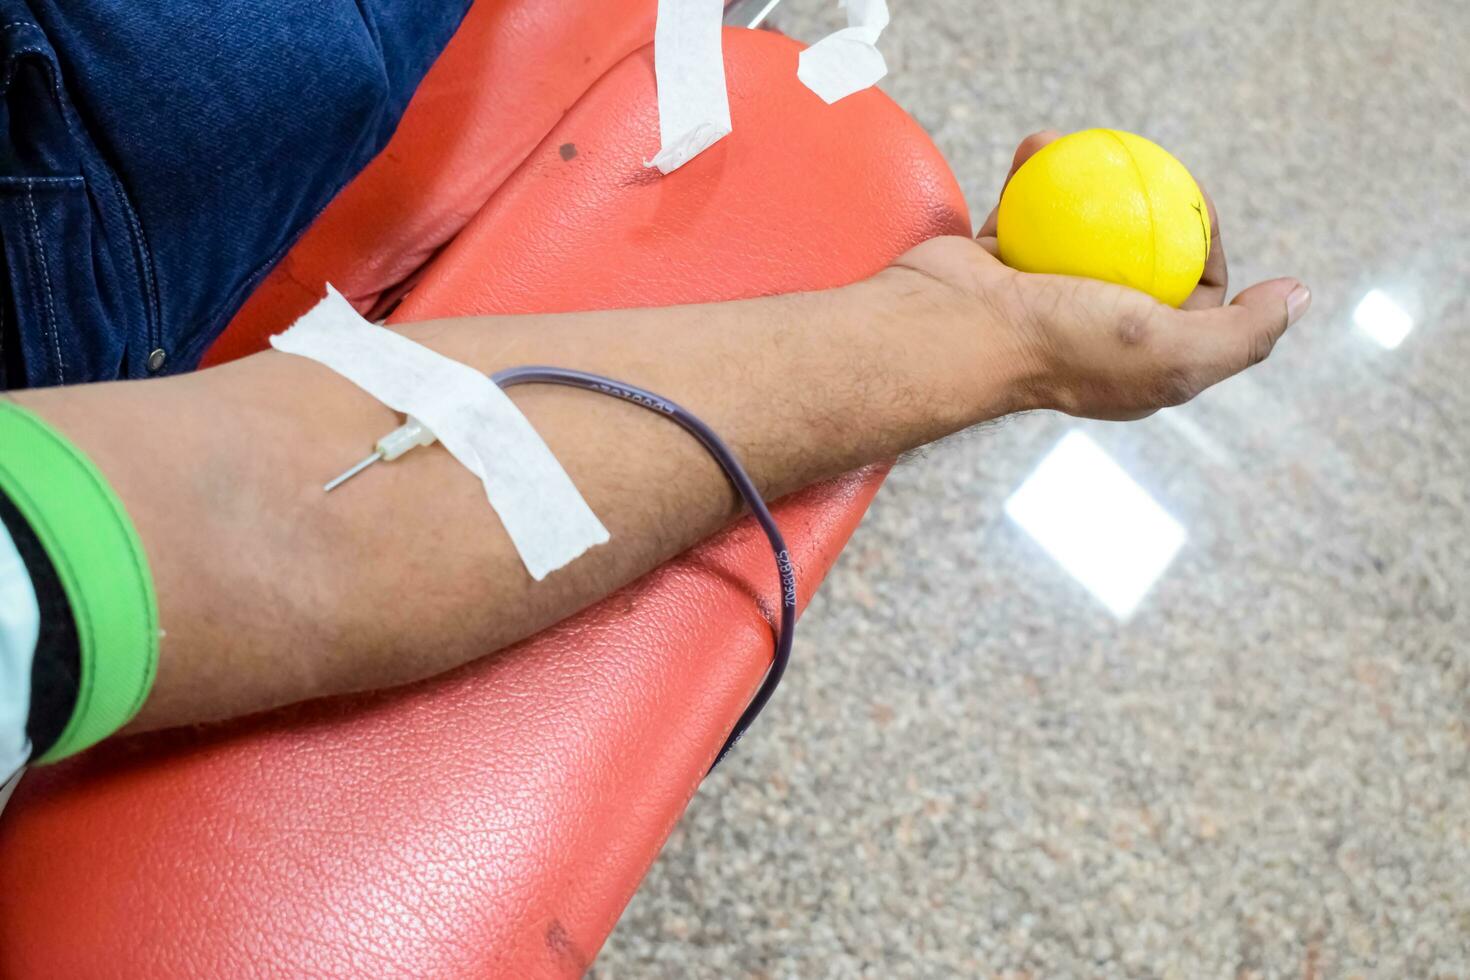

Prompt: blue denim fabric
xmin=0 ymin=0 xmax=470 ymax=388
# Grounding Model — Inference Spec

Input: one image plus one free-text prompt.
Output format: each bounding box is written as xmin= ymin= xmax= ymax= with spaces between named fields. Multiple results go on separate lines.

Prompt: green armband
xmin=0 ymin=401 xmax=158 ymax=763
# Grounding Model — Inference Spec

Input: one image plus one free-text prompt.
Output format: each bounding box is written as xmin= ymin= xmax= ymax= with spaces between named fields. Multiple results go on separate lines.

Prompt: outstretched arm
xmin=7 ymin=137 xmax=1310 ymax=737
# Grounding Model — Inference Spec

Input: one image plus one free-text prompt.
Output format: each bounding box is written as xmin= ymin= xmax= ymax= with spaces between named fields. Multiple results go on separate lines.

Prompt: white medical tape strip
xmin=797 ymin=0 xmax=891 ymax=105
xmin=646 ymin=0 xmax=732 ymax=174
xmin=271 ymin=286 xmax=610 ymax=581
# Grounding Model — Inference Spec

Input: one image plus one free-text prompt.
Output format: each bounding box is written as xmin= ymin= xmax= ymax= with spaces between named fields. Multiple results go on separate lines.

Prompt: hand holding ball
xmin=997 ymin=130 xmax=1210 ymax=308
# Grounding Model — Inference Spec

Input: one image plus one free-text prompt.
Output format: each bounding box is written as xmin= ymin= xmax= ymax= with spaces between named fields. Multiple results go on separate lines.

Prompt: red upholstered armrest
xmin=0 ymin=27 xmax=968 ymax=979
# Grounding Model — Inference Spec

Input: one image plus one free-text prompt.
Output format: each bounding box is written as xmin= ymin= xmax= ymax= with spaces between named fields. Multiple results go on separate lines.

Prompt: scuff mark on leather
xmin=545 ymin=918 xmax=590 ymax=973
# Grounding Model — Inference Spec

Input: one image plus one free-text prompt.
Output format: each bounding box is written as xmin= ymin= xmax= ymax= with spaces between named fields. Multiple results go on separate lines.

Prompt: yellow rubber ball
xmin=997 ymin=129 xmax=1210 ymax=308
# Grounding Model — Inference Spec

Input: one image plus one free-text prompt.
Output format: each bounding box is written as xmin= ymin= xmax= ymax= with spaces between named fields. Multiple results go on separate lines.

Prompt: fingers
xmin=1180 ymin=184 xmax=1228 ymax=310
xmin=1164 ymin=278 xmax=1311 ymax=392
xmin=977 ymin=130 xmax=1064 ymax=242
xmin=1009 ymin=130 xmax=1063 ymax=178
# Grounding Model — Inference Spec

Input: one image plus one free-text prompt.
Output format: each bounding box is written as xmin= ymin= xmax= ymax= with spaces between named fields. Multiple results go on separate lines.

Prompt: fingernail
xmin=1286 ymin=283 xmax=1313 ymax=325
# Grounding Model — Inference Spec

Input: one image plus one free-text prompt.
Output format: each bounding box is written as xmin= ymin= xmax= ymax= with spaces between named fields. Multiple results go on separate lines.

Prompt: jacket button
xmin=147 ymin=348 xmax=167 ymax=373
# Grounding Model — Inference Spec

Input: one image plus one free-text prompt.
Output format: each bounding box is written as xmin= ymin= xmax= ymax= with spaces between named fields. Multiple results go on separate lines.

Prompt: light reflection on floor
xmin=1005 ymin=430 xmax=1186 ymax=620
xmin=1354 ymin=289 xmax=1415 ymax=350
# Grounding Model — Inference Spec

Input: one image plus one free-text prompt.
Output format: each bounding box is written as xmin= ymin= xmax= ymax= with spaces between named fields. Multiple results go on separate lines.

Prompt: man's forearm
xmin=11 ymin=268 xmax=1021 ymax=731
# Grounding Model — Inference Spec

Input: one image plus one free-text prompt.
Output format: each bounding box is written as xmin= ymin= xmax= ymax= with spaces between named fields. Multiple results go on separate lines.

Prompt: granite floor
xmin=595 ymin=0 xmax=1470 ymax=977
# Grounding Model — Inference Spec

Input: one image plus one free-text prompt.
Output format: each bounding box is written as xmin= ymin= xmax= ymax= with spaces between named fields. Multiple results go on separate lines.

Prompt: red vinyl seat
xmin=0 ymin=21 xmax=968 ymax=980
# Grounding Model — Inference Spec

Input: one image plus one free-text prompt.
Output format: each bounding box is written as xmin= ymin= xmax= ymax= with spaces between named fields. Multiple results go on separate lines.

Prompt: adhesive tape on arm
xmin=271 ymin=287 xmax=610 ymax=581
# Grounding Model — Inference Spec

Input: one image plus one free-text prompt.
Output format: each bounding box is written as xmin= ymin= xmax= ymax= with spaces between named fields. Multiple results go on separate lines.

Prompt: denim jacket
xmin=0 ymin=0 xmax=469 ymax=389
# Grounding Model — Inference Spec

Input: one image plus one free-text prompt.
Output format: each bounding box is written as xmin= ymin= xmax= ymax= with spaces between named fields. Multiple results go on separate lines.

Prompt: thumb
xmin=1171 ymin=277 xmax=1311 ymax=381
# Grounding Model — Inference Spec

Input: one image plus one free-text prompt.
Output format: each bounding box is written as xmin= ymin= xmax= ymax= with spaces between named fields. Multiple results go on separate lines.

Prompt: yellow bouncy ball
xmin=997 ymin=129 xmax=1211 ymax=308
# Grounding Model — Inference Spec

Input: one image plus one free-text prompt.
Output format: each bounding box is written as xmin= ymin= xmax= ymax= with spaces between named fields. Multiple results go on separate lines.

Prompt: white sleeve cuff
xmin=0 ymin=516 xmax=39 ymax=783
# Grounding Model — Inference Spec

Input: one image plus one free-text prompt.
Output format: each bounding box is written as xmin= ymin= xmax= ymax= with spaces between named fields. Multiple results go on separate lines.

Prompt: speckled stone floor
xmin=594 ymin=1 xmax=1470 ymax=977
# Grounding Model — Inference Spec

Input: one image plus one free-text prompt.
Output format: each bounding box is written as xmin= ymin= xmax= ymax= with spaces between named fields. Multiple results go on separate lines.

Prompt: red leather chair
xmin=0 ymin=9 xmax=968 ymax=977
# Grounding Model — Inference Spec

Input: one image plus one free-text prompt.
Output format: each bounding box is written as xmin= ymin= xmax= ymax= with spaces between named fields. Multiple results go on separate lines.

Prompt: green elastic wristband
xmin=0 ymin=400 xmax=158 ymax=763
